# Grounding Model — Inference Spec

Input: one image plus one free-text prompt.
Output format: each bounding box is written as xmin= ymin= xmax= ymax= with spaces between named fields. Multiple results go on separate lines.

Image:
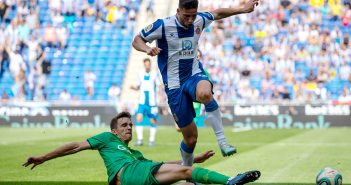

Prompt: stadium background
xmin=0 ymin=0 xmax=351 ymax=184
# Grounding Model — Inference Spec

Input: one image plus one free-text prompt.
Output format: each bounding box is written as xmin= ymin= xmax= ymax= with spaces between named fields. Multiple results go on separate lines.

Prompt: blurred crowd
xmin=198 ymin=0 xmax=351 ymax=103
xmin=1 ymin=0 xmax=351 ymax=104
xmin=0 ymin=0 xmax=138 ymax=102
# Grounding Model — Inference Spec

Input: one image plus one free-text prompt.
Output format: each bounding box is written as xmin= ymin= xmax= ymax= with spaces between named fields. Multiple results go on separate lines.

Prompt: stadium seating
xmin=0 ymin=0 xmax=350 ymax=102
xmin=0 ymin=0 xmax=140 ymax=101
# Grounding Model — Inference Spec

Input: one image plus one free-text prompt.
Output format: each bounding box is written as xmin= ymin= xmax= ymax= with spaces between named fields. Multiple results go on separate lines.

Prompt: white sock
xmin=206 ymin=108 xmax=227 ymax=145
xmin=136 ymin=126 xmax=143 ymax=141
xmin=149 ymin=127 xmax=157 ymax=143
xmin=180 ymin=148 xmax=194 ymax=166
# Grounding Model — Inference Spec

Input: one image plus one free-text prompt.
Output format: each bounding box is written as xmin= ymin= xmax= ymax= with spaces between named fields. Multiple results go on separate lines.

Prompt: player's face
xmin=113 ymin=117 xmax=133 ymax=143
xmin=144 ymin=61 xmax=151 ymax=72
xmin=177 ymin=8 xmax=197 ymax=27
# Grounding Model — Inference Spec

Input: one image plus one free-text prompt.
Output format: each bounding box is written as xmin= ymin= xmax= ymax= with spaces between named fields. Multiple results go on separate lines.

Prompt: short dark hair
xmin=110 ymin=111 xmax=132 ymax=130
xmin=179 ymin=0 xmax=198 ymax=9
xmin=143 ymin=58 xmax=151 ymax=63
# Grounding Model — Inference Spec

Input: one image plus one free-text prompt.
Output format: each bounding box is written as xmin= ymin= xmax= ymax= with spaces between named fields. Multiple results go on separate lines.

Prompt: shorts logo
xmin=144 ymin=23 xmax=153 ymax=33
xmin=182 ymin=40 xmax=193 ymax=50
xmin=195 ymin=25 xmax=201 ymax=35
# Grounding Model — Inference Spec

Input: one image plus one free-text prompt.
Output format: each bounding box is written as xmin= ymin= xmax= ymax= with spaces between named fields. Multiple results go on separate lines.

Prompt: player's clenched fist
xmin=146 ymin=47 xmax=161 ymax=56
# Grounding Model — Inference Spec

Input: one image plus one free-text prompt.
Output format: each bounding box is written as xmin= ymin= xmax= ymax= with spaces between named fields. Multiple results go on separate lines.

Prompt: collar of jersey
xmin=109 ymin=132 xmax=129 ymax=147
xmin=175 ymin=15 xmax=192 ymax=29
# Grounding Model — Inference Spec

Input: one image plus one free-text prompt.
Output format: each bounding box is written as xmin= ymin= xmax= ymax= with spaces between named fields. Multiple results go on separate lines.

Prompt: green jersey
xmin=87 ymin=132 xmax=150 ymax=183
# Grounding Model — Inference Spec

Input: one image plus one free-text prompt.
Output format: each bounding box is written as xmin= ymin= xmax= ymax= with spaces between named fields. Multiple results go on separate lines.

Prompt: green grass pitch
xmin=0 ymin=127 xmax=350 ymax=185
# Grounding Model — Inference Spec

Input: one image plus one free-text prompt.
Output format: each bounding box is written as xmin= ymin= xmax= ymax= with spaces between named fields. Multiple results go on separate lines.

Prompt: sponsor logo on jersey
xmin=117 ymin=145 xmax=132 ymax=154
xmin=179 ymin=38 xmax=195 ymax=59
xmin=179 ymin=50 xmax=194 ymax=57
xmin=182 ymin=40 xmax=193 ymax=50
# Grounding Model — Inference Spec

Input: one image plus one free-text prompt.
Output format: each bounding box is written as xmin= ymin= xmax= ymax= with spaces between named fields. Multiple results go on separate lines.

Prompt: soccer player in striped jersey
xmin=132 ymin=0 xmax=259 ymax=167
xmin=131 ymin=58 xmax=161 ymax=147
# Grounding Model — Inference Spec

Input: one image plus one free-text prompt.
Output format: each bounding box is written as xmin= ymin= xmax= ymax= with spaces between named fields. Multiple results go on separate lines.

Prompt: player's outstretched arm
xmin=211 ymin=0 xmax=259 ymax=20
xmin=23 ymin=141 xmax=91 ymax=170
xmin=166 ymin=150 xmax=215 ymax=164
xmin=132 ymin=34 xmax=161 ymax=56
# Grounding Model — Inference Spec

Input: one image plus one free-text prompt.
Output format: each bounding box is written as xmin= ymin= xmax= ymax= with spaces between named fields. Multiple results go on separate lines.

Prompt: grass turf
xmin=0 ymin=127 xmax=350 ymax=184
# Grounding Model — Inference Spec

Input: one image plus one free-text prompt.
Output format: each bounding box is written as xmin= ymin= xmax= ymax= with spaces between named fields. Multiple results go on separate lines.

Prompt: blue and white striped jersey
xmin=139 ymin=12 xmax=214 ymax=90
xmin=136 ymin=71 xmax=160 ymax=106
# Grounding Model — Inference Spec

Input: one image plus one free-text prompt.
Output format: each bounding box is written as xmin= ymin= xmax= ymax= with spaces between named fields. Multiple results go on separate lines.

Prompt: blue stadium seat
xmin=36 ymin=0 xmax=143 ymax=100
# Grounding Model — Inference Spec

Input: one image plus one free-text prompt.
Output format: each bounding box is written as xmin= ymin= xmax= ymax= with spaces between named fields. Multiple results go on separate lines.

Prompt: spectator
xmin=27 ymin=34 xmax=39 ymax=68
xmin=108 ymin=83 xmax=121 ymax=112
xmin=108 ymin=83 xmax=121 ymax=101
xmin=145 ymin=0 xmax=154 ymax=20
xmin=26 ymin=7 xmax=39 ymax=30
xmin=51 ymin=10 xmax=64 ymax=26
xmin=84 ymin=69 xmax=96 ymax=97
xmin=0 ymin=0 xmax=350 ymax=102
xmin=0 ymin=91 xmax=10 ymax=103
xmin=5 ymin=19 xmax=18 ymax=50
xmin=56 ymin=23 xmax=68 ymax=49
xmin=5 ymin=44 xmax=26 ymax=79
xmin=59 ymin=89 xmax=71 ymax=101
xmin=306 ymin=70 xmax=317 ymax=82
xmin=338 ymin=86 xmax=351 ymax=104
xmin=0 ymin=0 xmax=9 ymax=23
xmin=43 ymin=23 xmax=57 ymax=48
xmin=49 ymin=0 xmax=61 ymax=12
xmin=17 ymin=17 xmax=31 ymax=45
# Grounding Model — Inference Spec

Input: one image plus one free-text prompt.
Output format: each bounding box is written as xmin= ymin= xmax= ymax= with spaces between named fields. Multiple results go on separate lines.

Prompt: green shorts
xmin=120 ymin=160 xmax=163 ymax=185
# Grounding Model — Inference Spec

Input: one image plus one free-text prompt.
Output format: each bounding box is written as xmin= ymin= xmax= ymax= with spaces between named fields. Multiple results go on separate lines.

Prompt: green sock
xmin=191 ymin=167 xmax=229 ymax=184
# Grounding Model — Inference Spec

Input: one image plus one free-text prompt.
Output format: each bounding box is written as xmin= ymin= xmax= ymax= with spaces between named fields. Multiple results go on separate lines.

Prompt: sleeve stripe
xmin=198 ymin=12 xmax=214 ymax=21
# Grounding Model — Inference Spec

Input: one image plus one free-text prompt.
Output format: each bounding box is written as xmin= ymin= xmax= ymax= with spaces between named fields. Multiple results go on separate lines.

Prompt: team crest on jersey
xmin=144 ymin=23 xmax=153 ymax=33
xmin=195 ymin=25 xmax=201 ymax=34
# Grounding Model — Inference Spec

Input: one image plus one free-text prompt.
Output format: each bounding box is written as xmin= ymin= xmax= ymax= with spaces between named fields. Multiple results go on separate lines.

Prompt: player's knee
xmin=183 ymin=167 xmax=193 ymax=179
xmin=197 ymin=91 xmax=212 ymax=104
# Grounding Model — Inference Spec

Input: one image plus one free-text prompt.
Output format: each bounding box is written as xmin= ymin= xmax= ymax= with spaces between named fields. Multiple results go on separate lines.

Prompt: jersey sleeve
xmin=197 ymin=12 xmax=214 ymax=30
xmin=140 ymin=19 xmax=163 ymax=43
xmin=87 ymin=132 xmax=109 ymax=150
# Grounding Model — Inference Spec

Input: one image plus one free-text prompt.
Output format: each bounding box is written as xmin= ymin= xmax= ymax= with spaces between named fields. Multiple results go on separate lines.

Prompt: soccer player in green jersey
xmin=23 ymin=112 xmax=260 ymax=185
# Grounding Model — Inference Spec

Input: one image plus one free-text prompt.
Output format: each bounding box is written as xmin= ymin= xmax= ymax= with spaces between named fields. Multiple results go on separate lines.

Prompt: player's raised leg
xmin=154 ymin=164 xmax=261 ymax=185
xmin=196 ymin=80 xmax=236 ymax=157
